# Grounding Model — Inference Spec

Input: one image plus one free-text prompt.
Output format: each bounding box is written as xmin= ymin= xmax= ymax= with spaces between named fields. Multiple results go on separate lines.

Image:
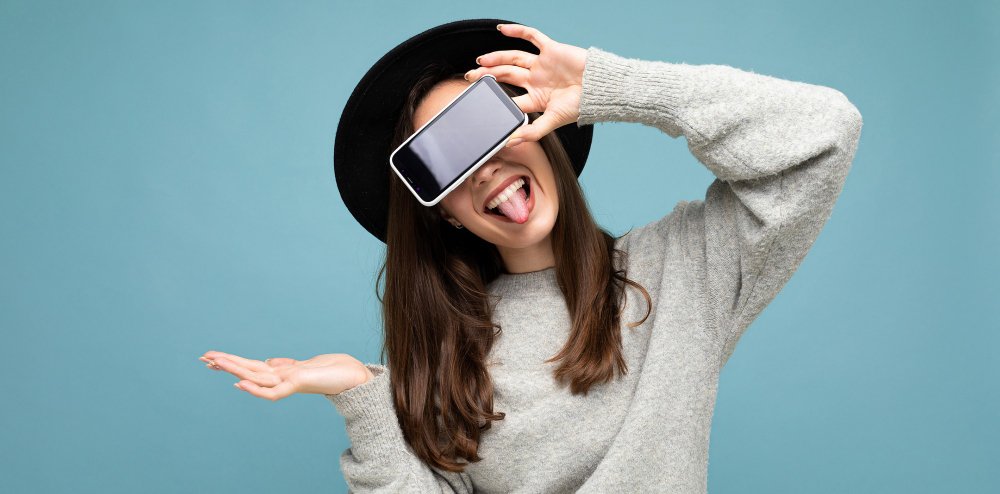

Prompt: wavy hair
xmin=376 ymin=63 xmax=652 ymax=472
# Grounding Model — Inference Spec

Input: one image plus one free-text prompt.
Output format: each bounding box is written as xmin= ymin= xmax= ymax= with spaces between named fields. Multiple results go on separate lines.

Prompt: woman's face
xmin=413 ymin=80 xmax=559 ymax=250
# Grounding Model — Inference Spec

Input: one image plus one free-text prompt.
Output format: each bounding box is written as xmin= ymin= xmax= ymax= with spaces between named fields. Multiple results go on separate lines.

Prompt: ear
xmin=438 ymin=206 xmax=462 ymax=228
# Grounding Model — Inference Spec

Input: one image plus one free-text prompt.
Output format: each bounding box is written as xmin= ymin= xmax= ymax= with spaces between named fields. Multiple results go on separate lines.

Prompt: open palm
xmin=200 ymin=350 xmax=374 ymax=401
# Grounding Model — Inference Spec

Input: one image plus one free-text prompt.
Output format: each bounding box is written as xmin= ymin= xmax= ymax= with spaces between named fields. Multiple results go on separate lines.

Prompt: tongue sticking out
xmin=497 ymin=187 xmax=530 ymax=224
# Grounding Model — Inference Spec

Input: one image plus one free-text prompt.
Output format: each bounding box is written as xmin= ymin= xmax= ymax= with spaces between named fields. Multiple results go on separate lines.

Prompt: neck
xmin=496 ymin=233 xmax=556 ymax=274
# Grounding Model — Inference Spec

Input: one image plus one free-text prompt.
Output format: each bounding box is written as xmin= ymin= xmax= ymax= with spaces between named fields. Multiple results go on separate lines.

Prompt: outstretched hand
xmin=200 ymin=350 xmax=375 ymax=402
xmin=465 ymin=23 xmax=588 ymax=147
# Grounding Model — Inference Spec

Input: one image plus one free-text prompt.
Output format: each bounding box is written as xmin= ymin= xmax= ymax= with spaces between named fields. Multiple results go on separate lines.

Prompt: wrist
xmin=350 ymin=364 xmax=376 ymax=389
xmin=565 ymin=43 xmax=589 ymax=88
xmin=333 ymin=364 xmax=377 ymax=396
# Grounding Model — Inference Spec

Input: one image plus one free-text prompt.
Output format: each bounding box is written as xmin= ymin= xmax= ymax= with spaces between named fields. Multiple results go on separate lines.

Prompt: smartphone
xmin=389 ymin=74 xmax=528 ymax=206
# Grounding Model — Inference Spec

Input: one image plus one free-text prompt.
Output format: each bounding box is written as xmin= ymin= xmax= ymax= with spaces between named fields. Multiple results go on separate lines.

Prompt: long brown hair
xmin=376 ymin=63 xmax=652 ymax=473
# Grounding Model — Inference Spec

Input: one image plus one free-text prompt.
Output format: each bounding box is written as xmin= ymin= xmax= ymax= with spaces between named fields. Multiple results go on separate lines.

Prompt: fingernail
xmin=475 ymin=56 xmax=482 ymax=65
xmin=464 ymin=70 xmax=471 ymax=81
xmin=507 ymin=138 xmax=523 ymax=148
xmin=234 ymin=383 xmax=243 ymax=390
xmin=497 ymin=24 xmax=503 ymax=30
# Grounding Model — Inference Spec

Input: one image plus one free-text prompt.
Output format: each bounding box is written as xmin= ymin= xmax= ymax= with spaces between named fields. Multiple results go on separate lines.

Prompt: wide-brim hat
xmin=333 ymin=18 xmax=594 ymax=243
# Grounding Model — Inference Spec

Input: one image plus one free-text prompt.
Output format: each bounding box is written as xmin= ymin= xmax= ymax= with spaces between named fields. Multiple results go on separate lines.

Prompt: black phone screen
xmin=391 ymin=76 xmax=524 ymax=203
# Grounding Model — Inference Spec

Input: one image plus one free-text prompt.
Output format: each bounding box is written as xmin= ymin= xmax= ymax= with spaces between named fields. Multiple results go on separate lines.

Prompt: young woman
xmin=200 ymin=19 xmax=862 ymax=493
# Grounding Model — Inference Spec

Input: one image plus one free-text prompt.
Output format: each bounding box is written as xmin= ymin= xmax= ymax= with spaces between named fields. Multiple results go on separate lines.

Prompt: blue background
xmin=2 ymin=1 xmax=996 ymax=492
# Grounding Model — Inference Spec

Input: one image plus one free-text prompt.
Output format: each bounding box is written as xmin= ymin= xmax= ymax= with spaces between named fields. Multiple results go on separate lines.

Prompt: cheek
xmin=442 ymin=190 xmax=473 ymax=219
xmin=537 ymin=165 xmax=558 ymax=201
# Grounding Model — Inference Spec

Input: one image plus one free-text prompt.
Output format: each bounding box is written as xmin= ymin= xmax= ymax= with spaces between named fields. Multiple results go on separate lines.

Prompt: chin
xmin=494 ymin=231 xmax=549 ymax=250
xmin=491 ymin=207 xmax=557 ymax=249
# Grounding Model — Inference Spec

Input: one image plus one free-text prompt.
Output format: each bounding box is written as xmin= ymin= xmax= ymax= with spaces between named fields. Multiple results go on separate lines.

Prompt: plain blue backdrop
xmin=1 ymin=1 xmax=996 ymax=492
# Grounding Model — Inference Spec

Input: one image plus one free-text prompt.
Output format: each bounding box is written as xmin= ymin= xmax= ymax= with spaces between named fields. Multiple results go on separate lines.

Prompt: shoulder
xmin=614 ymin=200 xmax=702 ymax=255
xmin=609 ymin=198 xmax=713 ymax=290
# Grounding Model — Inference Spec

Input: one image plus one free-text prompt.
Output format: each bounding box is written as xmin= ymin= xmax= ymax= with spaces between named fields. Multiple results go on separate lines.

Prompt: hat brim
xmin=334 ymin=18 xmax=594 ymax=243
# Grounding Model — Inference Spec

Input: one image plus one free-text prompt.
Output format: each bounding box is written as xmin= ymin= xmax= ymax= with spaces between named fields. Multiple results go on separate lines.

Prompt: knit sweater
xmin=326 ymin=46 xmax=863 ymax=493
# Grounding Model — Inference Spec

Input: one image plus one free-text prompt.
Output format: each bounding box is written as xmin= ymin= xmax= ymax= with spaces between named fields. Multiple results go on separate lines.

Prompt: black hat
xmin=333 ymin=18 xmax=594 ymax=243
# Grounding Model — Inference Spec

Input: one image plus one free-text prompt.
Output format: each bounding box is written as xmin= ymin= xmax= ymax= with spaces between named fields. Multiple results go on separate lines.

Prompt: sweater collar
xmin=487 ymin=266 xmax=562 ymax=297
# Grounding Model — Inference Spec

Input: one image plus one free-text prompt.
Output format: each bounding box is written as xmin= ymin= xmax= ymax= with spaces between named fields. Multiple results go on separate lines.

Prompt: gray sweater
xmin=326 ymin=46 xmax=863 ymax=493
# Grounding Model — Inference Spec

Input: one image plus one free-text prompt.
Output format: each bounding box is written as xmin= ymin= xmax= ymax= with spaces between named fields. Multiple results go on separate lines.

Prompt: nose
xmin=470 ymin=154 xmax=503 ymax=187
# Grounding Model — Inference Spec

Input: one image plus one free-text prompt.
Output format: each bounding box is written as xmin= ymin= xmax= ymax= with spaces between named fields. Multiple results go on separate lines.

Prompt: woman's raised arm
xmin=577 ymin=47 xmax=863 ymax=367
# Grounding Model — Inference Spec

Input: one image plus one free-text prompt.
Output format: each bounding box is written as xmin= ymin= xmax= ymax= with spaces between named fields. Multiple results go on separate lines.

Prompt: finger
xmin=235 ymin=379 xmax=296 ymax=402
xmin=511 ymin=94 xmax=543 ymax=114
xmin=466 ymin=65 xmax=530 ymax=87
xmin=509 ymin=111 xmax=563 ymax=145
xmin=213 ymin=357 xmax=282 ymax=387
xmin=203 ymin=350 xmax=270 ymax=372
xmin=476 ymin=49 xmax=537 ymax=69
xmin=200 ymin=356 xmax=222 ymax=370
xmin=497 ymin=24 xmax=553 ymax=50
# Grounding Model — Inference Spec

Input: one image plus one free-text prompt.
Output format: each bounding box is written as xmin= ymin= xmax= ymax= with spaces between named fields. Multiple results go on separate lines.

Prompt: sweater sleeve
xmin=325 ymin=363 xmax=474 ymax=493
xmin=577 ymin=47 xmax=863 ymax=368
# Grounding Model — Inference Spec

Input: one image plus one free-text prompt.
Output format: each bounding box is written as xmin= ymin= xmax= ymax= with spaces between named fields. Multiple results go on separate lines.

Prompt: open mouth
xmin=484 ymin=175 xmax=532 ymax=221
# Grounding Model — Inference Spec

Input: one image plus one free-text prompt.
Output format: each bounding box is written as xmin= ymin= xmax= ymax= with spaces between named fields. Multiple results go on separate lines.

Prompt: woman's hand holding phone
xmin=465 ymin=23 xmax=588 ymax=147
xmin=200 ymin=350 xmax=375 ymax=401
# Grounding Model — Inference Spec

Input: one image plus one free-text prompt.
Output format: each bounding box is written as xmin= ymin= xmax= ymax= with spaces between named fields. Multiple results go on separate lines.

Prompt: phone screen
xmin=390 ymin=76 xmax=525 ymax=205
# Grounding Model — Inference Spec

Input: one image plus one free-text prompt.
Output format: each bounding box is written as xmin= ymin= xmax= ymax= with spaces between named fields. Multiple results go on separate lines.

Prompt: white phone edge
xmin=388 ymin=74 xmax=529 ymax=207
